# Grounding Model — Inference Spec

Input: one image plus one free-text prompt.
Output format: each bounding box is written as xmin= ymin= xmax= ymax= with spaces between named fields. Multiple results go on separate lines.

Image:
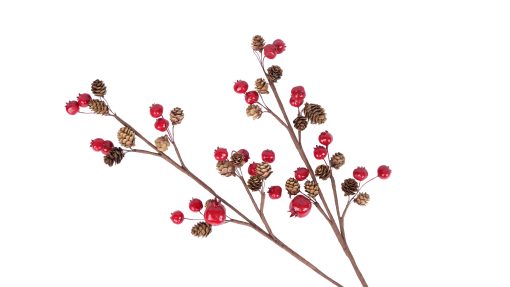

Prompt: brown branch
xmin=238 ymin=175 xmax=273 ymax=236
xmin=330 ymin=174 xmax=342 ymax=227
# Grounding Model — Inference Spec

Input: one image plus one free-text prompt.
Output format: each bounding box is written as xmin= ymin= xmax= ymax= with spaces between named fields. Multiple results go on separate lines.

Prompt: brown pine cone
xmin=248 ymin=176 xmax=263 ymax=191
xmin=246 ymin=104 xmax=262 ymax=119
xmin=330 ymin=152 xmax=345 ymax=169
xmin=191 ymin=222 xmax=212 ymax=238
xmin=91 ymin=79 xmax=107 ymax=97
xmin=285 ymin=178 xmax=300 ymax=196
xmin=341 ymin=178 xmax=358 ymax=196
xmin=154 ymin=135 xmax=171 ymax=152
xmin=293 ymin=116 xmax=308 ymax=131
xmin=251 ymin=35 xmax=265 ymax=52
xmin=267 ymin=65 xmax=283 ymax=83
xmin=88 ymin=99 xmax=109 ymax=115
xmin=231 ymin=151 xmax=245 ymax=167
xmin=255 ymin=78 xmax=269 ymax=94
xmin=170 ymin=107 xmax=184 ymax=125
xmin=256 ymin=162 xmax=272 ymax=179
xmin=304 ymin=180 xmax=320 ymax=198
xmin=104 ymin=147 xmax=124 ymax=167
xmin=117 ymin=127 xmax=135 ymax=148
xmin=303 ymin=103 xmax=326 ymax=124
xmin=355 ymin=193 xmax=370 ymax=206
xmin=315 ymin=164 xmax=331 ymax=180
xmin=217 ymin=160 xmax=235 ymax=177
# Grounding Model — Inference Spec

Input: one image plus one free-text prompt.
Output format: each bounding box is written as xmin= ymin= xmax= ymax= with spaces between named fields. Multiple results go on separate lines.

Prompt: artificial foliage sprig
xmin=65 ymin=35 xmax=393 ymax=287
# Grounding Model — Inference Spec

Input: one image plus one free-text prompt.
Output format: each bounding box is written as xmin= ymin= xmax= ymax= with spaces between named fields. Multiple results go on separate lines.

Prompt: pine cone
xmin=303 ymin=103 xmax=326 ymax=124
xmin=117 ymin=127 xmax=135 ymax=148
xmin=293 ymin=116 xmax=308 ymax=131
xmin=315 ymin=164 xmax=331 ymax=180
xmin=255 ymin=78 xmax=269 ymax=94
xmin=88 ymin=99 xmax=109 ymax=115
xmin=154 ymin=135 xmax=171 ymax=152
xmin=170 ymin=107 xmax=184 ymax=125
xmin=304 ymin=180 xmax=320 ymax=198
xmin=355 ymin=193 xmax=370 ymax=206
xmin=256 ymin=162 xmax=272 ymax=179
xmin=330 ymin=152 xmax=345 ymax=169
xmin=91 ymin=79 xmax=107 ymax=97
xmin=191 ymin=222 xmax=212 ymax=238
xmin=252 ymin=35 xmax=265 ymax=52
xmin=285 ymin=178 xmax=300 ymax=196
xmin=246 ymin=104 xmax=262 ymax=119
xmin=217 ymin=160 xmax=235 ymax=177
xmin=267 ymin=65 xmax=283 ymax=83
xmin=248 ymin=176 xmax=263 ymax=191
xmin=104 ymin=147 xmax=124 ymax=167
xmin=231 ymin=151 xmax=245 ymax=167
xmin=341 ymin=178 xmax=358 ymax=196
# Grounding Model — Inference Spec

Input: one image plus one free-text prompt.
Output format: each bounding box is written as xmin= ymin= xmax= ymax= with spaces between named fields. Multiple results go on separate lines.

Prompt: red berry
xmin=245 ymin=91 xmax=259 ymax=104
xmin=248 ymin=162 xmax=258 ymax=176
xmin=154 ymin=117 xmax=169 ymax=132
xmin=268 ymin=186 xmax=282 ymax=199
xmin=77 ymin=93 xmax=92 ymax=107
xmin=234 ymin=80 xmax=249 ymax=94
xmin=204 ymin=201 xmax=226 ymax=226
xmin=214 ymin=147 xmax=228 ymax=161
xmin=294 ymin=167 xmax=310 ymax=181
xmin=101 ymin=140 xmax=114 ymax=155
xmin=238 ymin=149 xmax=250 ymax=162
xmin=90 ymin=138 xmax=105 ymax=152
xmin=377 ymin=165 xmax=392 ymax=179
xmin=189 ymin=198 xmax=204 ymax=212
xmin=261 ymin=149 xmax=275 ymax=163
xmin=150 ymin=104 xmax=163 ymax=118
xmin=289 ymin=195 xmax=312 ymax=218
xmin=170 ymin=211 xmax=184 ymax=224
xmin=313 ymin=145 xmax=328 ymax=160
xmin=291 ymin=86 xmax=306 ymax=99
xmin=65 ymin=101 xmax=80 ymax=115
xmin=289 ymin=96 xmax=304 ymax=107
xmin=263 ymin=44 xmax=277 ymax=59
xmin=353 ymin=167 xmax=368 ymax=181
xmin=318 ymin=131 xmax=333 ymax=146
xmin=273 ymin=39 xmax=286 ymax=54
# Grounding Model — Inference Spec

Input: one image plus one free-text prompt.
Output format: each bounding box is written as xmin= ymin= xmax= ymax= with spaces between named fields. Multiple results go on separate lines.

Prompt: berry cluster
xmin=263 ymin=39 xmax=286 ymax=59
xmin=170 ymin=197 xmax=227 ymax=237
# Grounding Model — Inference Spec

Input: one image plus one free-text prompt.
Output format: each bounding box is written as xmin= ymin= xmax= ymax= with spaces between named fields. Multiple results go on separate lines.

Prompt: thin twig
xmin=330 ymin=174 xmax=342 ymax=226
xmin=238 ymin=175 xmax=273 ymax=236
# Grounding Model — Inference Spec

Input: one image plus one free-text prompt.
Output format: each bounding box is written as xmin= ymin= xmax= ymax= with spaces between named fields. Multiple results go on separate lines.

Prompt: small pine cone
xmin=267 ymin=65 xmax=283 ymax=83
xmin=217 ymin=160 xmax=235 ymax=177
xmin=285 ymin=178 xmax=300 ymax=196
xmin=104 ymin=147 xmax=124 ymax=167
xmin=252 ymin=35 xmax=265 ymax=52
xmin=330 ymin=152 xmax=346 ymax=169
xmin=88 ymin=99 xmax=109 ymax=115
xmin=91 ymin=79 xmax=107 ymax=97
xmin=255 ymin=78 xmax=269 ymax=94
xmin=256 ymin=162 xmax=272 ymax=179
xmin=247 ymin=176 xmax=263 ymax=191
xmin=293 ymin=116 xmax=308 ymax=131
xmin=304 ymin=180 xmax=320 ymax=198
xmin=154 ymin=135 xmax=171 ymax=152
xmin=231 ymin=152 xmax=245 ymax=167
xmin=117 ymin=127 xmax=135 ymax=148
xmin=191 ymin=222 xmax=212 ymax=238
xmin=355 ymin=193 xmax=370 ymax=206
xmin=170 ymin=107 xmax=184 ymax=125
xmin=315 ymin=164 xmax=331 ymax=180
xmin=303 ymin=103 xmax=327 ymax=124
xmin=246 ymin=104 xmax=262 ymax=119
xmin=341 ymin=178 xmax=359 ymax=196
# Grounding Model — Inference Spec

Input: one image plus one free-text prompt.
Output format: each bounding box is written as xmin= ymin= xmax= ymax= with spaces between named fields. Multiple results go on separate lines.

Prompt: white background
xmin=1 ymin=1 xmax=509 ymax=286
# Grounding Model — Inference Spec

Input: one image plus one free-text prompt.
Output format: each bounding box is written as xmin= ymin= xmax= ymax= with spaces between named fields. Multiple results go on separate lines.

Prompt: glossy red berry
xmin=353 ymin=167 xmax=369 ymax=181
xmin=313 ymin=145 xmax=328 ymax=160
xmin=189 ymin=198 xmax=204 ymax=212
xmin=90 ymin=138 xmax=105 ymax=152
xmin=289 ymin=195 xmax=312 ymax=218
xmin=65 ymin=101 xmax=80 ymax=115
xmin=245 ymin=91 xmax=259 ymax=104
xmin=268 ymin=186 xmax=282 ymax=199
xmin=377 ymin=165 xmax=392 ymax=179
xmin=170 ymin=211 xmax=184 ymax=224
xmin=204 ymin=201 xmax=226 ymax=226
xmin=238 ymin=149 xmax=250 ymax=162
xmin=261 ymin=149 xmax=275 ymax=163
xmin=294 ymin=167 xmax=310 ymax=181
xmin=77 ymin=93 xmax=92 ymax=107
xmin=273 ymin=39 xmax=286 ymax=54
xmin=318 ymin=131 xmax=333 ymax=146
xmin=263 ymin=44 xmax=277 ymax=59
xmin=291 ymin=86 xmax=306 ymax=100
xmin=248 ymin=162 xmax=258 ymax=176
xmin=101 ymin=140 xmax=114 ymax=155
xmin=289 ymin=96 xmax=304 ymax=107
xmin=154 ymin=117 xmax=169 ymax=132
xmin=234 ymin=80 xmax=249 ymax=94
xmin=150 ymin=104 xmax=163 ymax=118
xmin=214 ymin=147 xmax=228 ymax=161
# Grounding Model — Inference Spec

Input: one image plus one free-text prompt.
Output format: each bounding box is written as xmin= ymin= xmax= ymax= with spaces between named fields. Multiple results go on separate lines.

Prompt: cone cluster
xmin=341 ymin=178 xmax=358 ymax=196
xmin=117 ymin=127 xmax=135 ymax=148
xmin=293 ymin=116 xmax=308 ymax=131
xmin=303 ymin=103 xmax=326 ymax=124
xmin=217 ymin=160 xmax=235 ymax=177
xmin=246 ymin=104 xmax=262 ymax=119
xmin=355 ymin=193 xmax=370 ymax=206
xmin=256 ymin=162 xmax=272 ymax=179
xmin=104 ymin=147 xmax=124 ymax=167
xmin=248 ymin=176 xmax=263 ymax=191
xmin=191 ymin=222 xmax=212 ymax=238
xmin=330 ymin=152 xmax=345 ymax=169
xmin=231 ymin=152 xmax=245 ymax=167
xmin=91 ymin=79 xmax=107 ymax=97
xmin=155 ymin=135 xmax=171 ymax=152
xmin=89 ymin=99 xmax=109 ymax=115
xmin=304 ymin=180 xmax=320 ymax=198
xmin=267 ymin=65 xmax=283 ymax=83
xmin=170 ymin=107 xmax=184 ymax=125
xmin=286 ymin=178 xmax=300 ymax=196
xmin=315 ymin=164 xmax=331 ymax=180
xmin=255 ymin=78 xmax=269 ymax=94
xmin=252 ymin=35 xmax=265 ymax=52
